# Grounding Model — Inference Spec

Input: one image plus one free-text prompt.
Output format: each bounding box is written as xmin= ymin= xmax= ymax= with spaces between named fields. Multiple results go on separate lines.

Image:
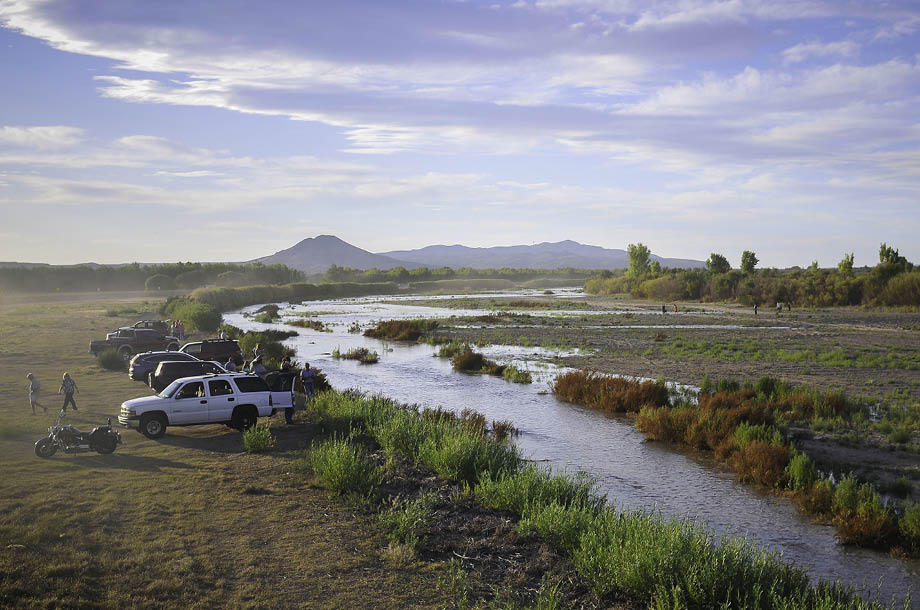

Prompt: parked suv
xmin=89 ymin=328 xmax=180 ymax=361
xmin=119 ymin=373 xmax=293 ymax=438
xmin=179 ymin=339 xmax=243 ymax=365
xmin=128 ymin=350 xmax=199 ymax=382
xmin=148 ymin=360 xmax=226 ymax=392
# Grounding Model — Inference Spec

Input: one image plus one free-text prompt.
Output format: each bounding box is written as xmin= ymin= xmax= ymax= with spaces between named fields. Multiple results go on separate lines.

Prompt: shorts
xmin=29 ymin=391 xmax=39 ymax=403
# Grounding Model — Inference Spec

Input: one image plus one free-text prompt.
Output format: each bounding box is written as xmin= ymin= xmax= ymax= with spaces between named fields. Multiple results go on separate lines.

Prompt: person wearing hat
xmin=59 ymin=372 xmax=79 ymax=412
xmin=26 ymin=373 xmax=45 ymax=414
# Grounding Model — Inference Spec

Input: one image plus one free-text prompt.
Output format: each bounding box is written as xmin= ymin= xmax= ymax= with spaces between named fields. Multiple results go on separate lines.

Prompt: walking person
xmin=26 ymin=373 xmax=45 ymax=414
xmin=300 ymin=363 xmax=316 ymax=399
xmin=59 ymin=372 xmax=79 ymax=412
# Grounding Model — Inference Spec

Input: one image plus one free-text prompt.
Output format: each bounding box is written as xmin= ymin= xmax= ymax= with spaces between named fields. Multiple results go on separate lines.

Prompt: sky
xmin=0 ymin=0 xmax=918 ymax=268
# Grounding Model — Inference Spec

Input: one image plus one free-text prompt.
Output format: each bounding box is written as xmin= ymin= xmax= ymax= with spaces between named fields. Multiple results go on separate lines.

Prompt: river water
xmin=225 ymin=291 xmax=918 ymax=605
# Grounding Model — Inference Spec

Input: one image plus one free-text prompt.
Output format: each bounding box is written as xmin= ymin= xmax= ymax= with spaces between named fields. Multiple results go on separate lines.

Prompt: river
xmin=224 ymin=290 xmax=918 ymax=606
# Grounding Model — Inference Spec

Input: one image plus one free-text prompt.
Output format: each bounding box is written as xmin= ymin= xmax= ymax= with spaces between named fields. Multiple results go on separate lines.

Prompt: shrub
xmin=162 ymin=298 xmax=222 ymax=332
xmin=785 ymin=451 xmax=817 ymax=491
xmin=801 ymin=479 xmax=834 ymax=514
xmin=451 ymin=347 xmax=485 ymax=372
xmin=436 ymin=340 xmax=468 ymax=359
xmin=733 ymin=422 xmax=783 ymax=450
xmin=491 ymin=419 xmax=517 ymax=442
xmin=289 ymin=319 xmax=327 ymax=331
xmin=732 ymin=441 xmax=790 ymax=488
xmin=833 ymin=476 xmax=860 ymax=515
xmin=242 ymin=424 xmax=275 ymax=452
xmin=502 ymin=365 xmax=533 ymax=384
xmin=418 ymin=425 xmax=520 ymax=486
xmin=553 ymin=371 xmax=670 ymax=414
xmin=518 ymin=501 xmax=597 ymax=554
xmin=900 ymin=502 xmax=920 ymax=546
xmin=888 ymin=428 xmax=911 ymax=444
xmin=474 ymin=466 xmax=601 ymax=516
xmin=332 ymin=347 xmax=379 ymax=364
xmin=96 ymin=348 xmax=125 ymax=371
xmin=363 ymin=319 xmax=438 ymax=341
xmin=310 ymin=436 xmax=383 ymax=498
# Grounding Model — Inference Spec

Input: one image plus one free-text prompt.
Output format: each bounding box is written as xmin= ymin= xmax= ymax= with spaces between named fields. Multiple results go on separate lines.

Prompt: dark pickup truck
xmin=90 ymin=328 xmax=181 ymax=361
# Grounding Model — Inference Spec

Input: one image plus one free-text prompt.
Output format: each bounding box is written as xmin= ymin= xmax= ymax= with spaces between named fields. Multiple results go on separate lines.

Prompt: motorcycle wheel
xmin=93 ymin=435 xmax=118 ymax=455
xmin=34 ymin=437 xmax=58 ymax=458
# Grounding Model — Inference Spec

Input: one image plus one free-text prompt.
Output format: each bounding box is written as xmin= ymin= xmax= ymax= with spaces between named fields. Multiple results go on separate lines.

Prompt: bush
xmin=162 ymin=298 xmax=221 ymax=332
xmin=502 ymin=365 xmax=532 ymax=384
xmin=436 ymin=340 xmax=468 ymax=359
xmin=363 ymin=319 xmax=438 ymax=341
xmin=242 ymin=424 xmax=275 ymax=452
xmin=474 ymin=466 xmax=601 ymax=516
xmin=801 ymin=479 xmax=834 ymax=514
xmin=145 ymin=274 xmax=175 ymax=291
xmin=733 ymin=422 xmax=783 ymax=449
xmin=785 ymin=451 xmax=817 ymax=491
xmin=900 ymin=502 xmax=920 ymax=546
xmin=310 ymin=436 xmax=383 ymax=498
xmin=518 ymin=501 xmax=597 ymax=554
xmin=332 ymin=347 xmax=379 ymax=364
xmin=833 ymin=476 xmax=860 ymax=515
xmin=451 ymin=347 xmax=485 ymax=372
xmin=553 ymin=371 xmax=670 ymax=414
xmin=888 ymin=428 xmax=911 ymax=444
xmin=96 ymin=348 xmax=125 ymax=371
xmin=732 ymin=441 xmax=790 ymax=488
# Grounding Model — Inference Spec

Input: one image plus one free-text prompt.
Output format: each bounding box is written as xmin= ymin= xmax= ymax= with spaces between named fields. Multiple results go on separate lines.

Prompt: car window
xmin=209 ymin=380 xmax=233 ymax=396
xmin=158 ymin=380 xmax=182 ymax=398
xmin=117 ymin=329 xmax=134 ymax=338
xmin=176 ymin=382 xmax=205 ymax=399
xmin=233 ymin=376 xmax=270 ymax=393
xmin=183 ymin=343 xmax=202 ymax=355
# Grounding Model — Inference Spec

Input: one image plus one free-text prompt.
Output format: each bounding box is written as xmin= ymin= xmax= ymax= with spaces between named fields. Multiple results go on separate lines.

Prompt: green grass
xmin=242 ymin=424 xmax=275 ymax=452
xmin=310 ymin=436 xmax=384 ymax=499
xmin=502 ymin=364 xmax=532 ymax=384
xmin=377 ymin=492 xmax=436 ymax=550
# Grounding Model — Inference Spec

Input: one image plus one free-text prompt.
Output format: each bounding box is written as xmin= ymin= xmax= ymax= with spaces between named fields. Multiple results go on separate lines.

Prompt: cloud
xmin=782 ymin=40 xmax=859 ymax=64
xmin=0 ymin=125 xmax=85 ymax=148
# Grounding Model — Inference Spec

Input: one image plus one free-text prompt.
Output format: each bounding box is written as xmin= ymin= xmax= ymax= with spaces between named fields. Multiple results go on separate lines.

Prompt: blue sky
xmin=1 ymin=0 xmax=918 ymax=267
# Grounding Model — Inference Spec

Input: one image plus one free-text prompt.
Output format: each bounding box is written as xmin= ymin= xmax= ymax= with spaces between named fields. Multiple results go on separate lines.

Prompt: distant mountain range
xmin=255 ymin=235 xmax=705 ymax=273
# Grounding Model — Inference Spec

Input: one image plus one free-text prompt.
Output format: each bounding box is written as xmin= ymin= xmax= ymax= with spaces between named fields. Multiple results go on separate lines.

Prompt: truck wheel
xmin=231 ymin=407 xmax=258 ymax=431
xmin=166 ymin=343 xmax=179 ymax=351
xmin=139 ymin=413 xmax=167 ymax=439
xmin=34 ymin=437 xmax=57 ymax=458
xmin=93 ymin=435 xmax=118 ymax=454
xmin=119 ymin=346 xmax=133 ymax=362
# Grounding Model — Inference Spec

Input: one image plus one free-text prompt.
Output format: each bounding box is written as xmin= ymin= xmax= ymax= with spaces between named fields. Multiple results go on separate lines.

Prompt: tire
xmin=34 ymin=437 xmax=57 ymax=458
xmin=139 ymin=413 xmax=167 ymax=439
xmin=231 ymin=406 xmax=258 ymax=431
xmin=119 ymin=346 xmax=133 ymax=362
xmin=166 ymin=343 xmax=179 ymax=351
xmin=93 ymin=434 xmax=118 ymax=454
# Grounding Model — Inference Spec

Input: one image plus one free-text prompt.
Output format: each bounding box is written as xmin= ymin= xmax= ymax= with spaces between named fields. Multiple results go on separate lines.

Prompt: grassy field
xmin=0 ymin=294 xmax=455 ymax=608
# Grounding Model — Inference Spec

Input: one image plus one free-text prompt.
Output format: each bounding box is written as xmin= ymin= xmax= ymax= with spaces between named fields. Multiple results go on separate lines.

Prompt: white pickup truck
xmin=118 ymin=373 xmax=293 ymax=438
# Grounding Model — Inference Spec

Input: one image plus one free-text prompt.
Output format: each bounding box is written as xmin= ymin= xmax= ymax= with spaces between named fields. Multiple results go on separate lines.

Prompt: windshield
xmin=157 ymin=380 xmax=183 ymax=398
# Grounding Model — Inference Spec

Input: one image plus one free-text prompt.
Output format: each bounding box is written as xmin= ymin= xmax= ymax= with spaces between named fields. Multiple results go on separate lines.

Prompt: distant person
xmin=280 ymin=355 xmax=293 ymax=371
xmin=661 ymin=304 xmax=666 ymax=314
xmin=177 ymin=320 xmax=186 ymax=340
xmin=753 ymin=303 xmax=758 ymax=316
xmin=27 ymin=373 xmax=45 ymax=415
xmin=59 ymin=372 xmax=78 ymax=412
xmin=786 ymin=302 xmax=791 ymax=312
xmin=300 ymin=363 xmax=316 ymax=400
xmin=253 ymin=343 xmax=263 ymax=360
xmin=673 ymin=304 xmax=678 ymax=313
xmin=219 ymin=329 xmax=228 ymax=340
xmin=776 ymin=302 xmax=782 ymax=315
xmin=251 ymin=357 xmax=267 ymax=378
xmin=224 ymin=358 xmax=237 ymax=372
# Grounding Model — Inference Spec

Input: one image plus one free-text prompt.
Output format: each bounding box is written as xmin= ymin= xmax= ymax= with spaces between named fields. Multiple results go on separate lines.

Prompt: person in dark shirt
xmin=59 ymin=372 xmax=78 ymax=412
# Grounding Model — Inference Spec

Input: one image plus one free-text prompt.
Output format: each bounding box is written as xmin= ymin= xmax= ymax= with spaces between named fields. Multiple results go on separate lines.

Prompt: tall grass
xmin=363 ymin=319 xmax=438 ymax=341
xmin=553 ymin=371 xmax=670 ymax=414
xmin=310 ymin=436 xmax=383 ymax=498
xmin=242 ymin=424 xmax=275 ymax=452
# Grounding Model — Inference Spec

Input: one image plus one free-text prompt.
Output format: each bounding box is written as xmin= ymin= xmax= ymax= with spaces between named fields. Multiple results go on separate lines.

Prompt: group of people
xmin=26 ymin=372 xmax=78 ymax=415
xmin=225 ymin=343 xmax=317 ymax=425
xmin=168 ymin=319 xmax=186 ymax=340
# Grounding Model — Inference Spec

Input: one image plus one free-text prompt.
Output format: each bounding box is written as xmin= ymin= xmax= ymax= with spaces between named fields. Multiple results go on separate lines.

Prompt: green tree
xmin=808 ymin=260 xmax=819 ymax=272
xmin=649 ymin=260 xmax=662 ymax=274
xmin=837 ymin=253 xmax=854 ymax=276
xmin=706 ymin=253 xmax=731 ymax=275
xmin=145 ymin=274 xmax=175 ymax=291
xmin=879 ymin=243 xmax=908 ymax=269
xmin=740 ymin=250 xmax=759 ymax=274
xmin=627 ymin=243 xmax=651 ymax=276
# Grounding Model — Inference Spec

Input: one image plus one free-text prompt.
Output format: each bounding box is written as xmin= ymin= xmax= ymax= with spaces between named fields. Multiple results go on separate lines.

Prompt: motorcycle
xmin=34 ymin=410 xmax=122 ymax=458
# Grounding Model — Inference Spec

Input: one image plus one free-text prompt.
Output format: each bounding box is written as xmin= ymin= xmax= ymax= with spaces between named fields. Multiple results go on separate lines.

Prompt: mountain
xmin=253 ymin=235 xmax=418 ymax=274
xmin=378 ymin=239 xmax=705 ymax=270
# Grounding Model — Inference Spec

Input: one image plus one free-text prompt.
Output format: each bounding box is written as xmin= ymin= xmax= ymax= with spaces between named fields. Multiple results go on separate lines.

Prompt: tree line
xmin=323 ymin=264 xmax=596 ymax=284
xmin=0 ymin=262 xmax=304 ymax=293
xmin=587 ymin=243 xmax=919 ymax=307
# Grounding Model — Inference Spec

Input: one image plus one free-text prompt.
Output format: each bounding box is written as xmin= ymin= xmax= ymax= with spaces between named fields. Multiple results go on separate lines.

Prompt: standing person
xmin=59 ymin=372 xmax=78 ymax=412
xmin=253 ymin=343 xmax=263 ymax=360
xmin=300 ymin=363 xmax=316 ymax=401
xmin=280 ymin=355 xmax=293 ymax=371
xmin=26 ymin=373 xmax=45 ymax=414
xmin=661 ymin=304 xmax=666 ymax=314
xmin=754 ymin=303 xmax=758 ymax=316
xmin=177 ymin=320 xmax=185 ymax=340
xmin=223 ymin=357 xmax=237 ymax=372
xmin=251 ymin=356 xmax=267 ymax=377
xmin=219 ymin=328 xmax=228 ymax=340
